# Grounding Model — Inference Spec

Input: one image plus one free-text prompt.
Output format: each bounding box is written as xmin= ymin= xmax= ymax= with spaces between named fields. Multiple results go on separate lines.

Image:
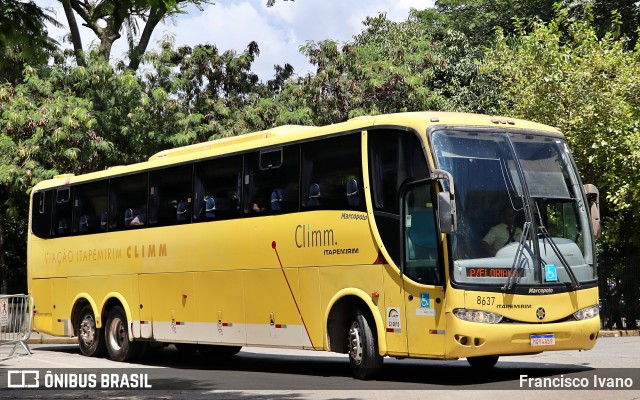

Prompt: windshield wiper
xmin=502 ymin=221 xmax=532 ymax=291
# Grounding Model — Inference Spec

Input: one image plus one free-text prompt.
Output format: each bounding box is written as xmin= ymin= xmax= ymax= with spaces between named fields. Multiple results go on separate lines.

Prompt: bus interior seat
xmin=308 ymin=183 xmax=321 ymax=207
xmin=100 ymin=212 xmax=108 ymax=231
xmin=204 ymin=197 xmax=232 ymax=219
xmin=308 ymin=182 xmax=337 ymax=208
xmin=79 ymin=215 xmax=100 ymax=233
xmin=57 ymin=218 xmax=71 ymax=236
xmin=78 ymin=215 xmax=88 ymax=233
xmin=205 ymin=197 xmax=216 ymax=219
xmin=271 ymin=188 xmax=284 ymax=211
xmin=176 ymin=201 xmax=189 ymax=222
xmin=346 ymin=178 xmax=360 ymax=207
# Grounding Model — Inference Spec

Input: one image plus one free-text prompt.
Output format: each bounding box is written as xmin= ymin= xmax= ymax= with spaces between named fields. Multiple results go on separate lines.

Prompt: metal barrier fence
xmin=0 ymin=294 xmax=33 ymax=360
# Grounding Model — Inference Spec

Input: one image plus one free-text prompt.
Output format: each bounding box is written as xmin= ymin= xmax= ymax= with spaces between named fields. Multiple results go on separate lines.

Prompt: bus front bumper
xmin=445 ymin=314 xmax=600 ymax=359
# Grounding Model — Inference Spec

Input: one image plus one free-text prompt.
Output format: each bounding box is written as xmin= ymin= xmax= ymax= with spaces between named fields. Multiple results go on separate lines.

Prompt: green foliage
xmin=418 ymin=1 xmax=640 ymax=47
xmin=0 ymin=0 xmax=61 ymax=84
xmin=143 ymin=37 xmax=291 ymax=142
xmin=63 ymin=0 xmax=210 ymax=70
xmin=416 ymin=0 xmax=558 ymax=46
xmin=0 ymin=0 xmax=639 ymax=322
xmin=285 ymin=12 xmax=483 ymax=125
xmin=481 ymin=13 xmax=640 ymax=235
xmin=479 ymin=11 xmax=640 ymax=327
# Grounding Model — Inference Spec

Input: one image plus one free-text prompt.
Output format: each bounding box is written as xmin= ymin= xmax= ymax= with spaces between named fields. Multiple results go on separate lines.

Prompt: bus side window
xmin=149 ymin=165 xmax=193 ymax=226
xmin=301 ymin=134 xmax=363 ymax=211
xmin=54 ymin=187 xmax=72 ymax=237
xmin=403 ymin=183 xmax=442 ymax=286
xmin=244 ymin=147 xmax=299 ymax=216
xmin=368 ymin=129 xmax=429 ymax=265
xmin=32 ymin=190 xmax=53 ymax=239
xmin=73 ymin=182 xmax=108 ymax=234
xmin=194 ymin=156 xmax=243 ymax=222
xmin=109 ymin=173 xmax=148 ymax=230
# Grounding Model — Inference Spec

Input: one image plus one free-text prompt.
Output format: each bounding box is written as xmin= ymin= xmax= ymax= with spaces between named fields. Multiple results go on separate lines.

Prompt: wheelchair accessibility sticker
xmin=416 ymin=292 xmax=436 ymax=316
xmin=420 ymin=293 xmax=430 ymax=308
xmin=545 ymin=264 xmax=558 ymax=282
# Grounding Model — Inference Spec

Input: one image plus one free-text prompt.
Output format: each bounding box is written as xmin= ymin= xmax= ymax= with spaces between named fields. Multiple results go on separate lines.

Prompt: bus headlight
xmin=453 ymin=308 xmax=504 ymax=324
xmin=573 ymin=305 xmax=599 ymax=320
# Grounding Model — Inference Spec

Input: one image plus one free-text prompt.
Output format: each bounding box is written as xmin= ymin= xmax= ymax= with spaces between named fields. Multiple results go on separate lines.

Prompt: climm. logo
xmin=295 ymin=224 xmax=337 ymax=248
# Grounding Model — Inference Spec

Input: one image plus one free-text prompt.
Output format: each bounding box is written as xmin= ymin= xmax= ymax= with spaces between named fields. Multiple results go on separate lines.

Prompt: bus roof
xmin=148 ymin=112 xmax=560 ymax=160
xmin=34 ymin=112 xmax=561 ymax=190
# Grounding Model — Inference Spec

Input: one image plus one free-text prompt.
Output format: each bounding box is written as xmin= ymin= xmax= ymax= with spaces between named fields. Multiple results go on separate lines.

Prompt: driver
xmin=481 ymin=207 xmax=522 ymax=256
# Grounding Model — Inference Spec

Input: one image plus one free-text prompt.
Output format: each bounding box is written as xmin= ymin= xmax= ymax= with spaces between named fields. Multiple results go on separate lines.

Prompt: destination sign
xmin=466 ymin=267 xmax=525 ymax=278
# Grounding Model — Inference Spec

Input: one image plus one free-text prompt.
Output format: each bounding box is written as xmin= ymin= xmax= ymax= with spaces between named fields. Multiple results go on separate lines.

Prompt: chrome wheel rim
xmin=79 ymin=315 xmax=96 ymax=346
xmin=348 ymin=320 xmax=363 ymax=365
xmin=108 ymin=316 xmax=126 ymax=352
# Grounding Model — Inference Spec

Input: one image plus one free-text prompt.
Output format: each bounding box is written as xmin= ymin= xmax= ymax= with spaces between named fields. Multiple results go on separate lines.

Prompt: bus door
xmin=401 ymin=181 xmax=446 ymax=357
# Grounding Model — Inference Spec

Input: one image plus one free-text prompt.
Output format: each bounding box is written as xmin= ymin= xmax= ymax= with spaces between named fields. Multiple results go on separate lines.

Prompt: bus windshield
xmin=432 ymin=130 xmax=596 ymax=289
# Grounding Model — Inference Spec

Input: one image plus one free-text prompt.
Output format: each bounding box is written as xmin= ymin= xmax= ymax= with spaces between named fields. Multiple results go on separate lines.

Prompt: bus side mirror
xmin=584 ymin=184 xmax=600 ymax=239
xmin=432 ymin=169 xmax=457 ymax=234
xmin=437 ymin=191 xmax=457 ymax=234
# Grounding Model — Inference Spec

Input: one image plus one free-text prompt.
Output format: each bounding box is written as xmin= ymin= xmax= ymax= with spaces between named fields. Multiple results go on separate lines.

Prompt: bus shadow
xmin=35 ymin=344 xmax=595 ymax=389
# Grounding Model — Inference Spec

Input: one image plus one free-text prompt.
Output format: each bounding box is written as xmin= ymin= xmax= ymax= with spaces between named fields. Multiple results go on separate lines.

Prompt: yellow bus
xmin=28 ymin=112 xmax=601 ymax=379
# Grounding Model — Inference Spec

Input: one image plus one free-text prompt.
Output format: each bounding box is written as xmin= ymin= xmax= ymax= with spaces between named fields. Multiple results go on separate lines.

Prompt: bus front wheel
xmin=78 ymin=304 xmax=105 ymax=357
xmin=347 ymin=309 xmax=383 ymax=380
xmin=467 ymin=355 xmax=499 ymax=368
xmin=105 ymin=306 xmax=141 ymax=362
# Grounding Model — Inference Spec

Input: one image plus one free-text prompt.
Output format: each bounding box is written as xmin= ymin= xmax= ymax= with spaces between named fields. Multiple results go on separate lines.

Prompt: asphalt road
xmin=1 ymin=336 xmax=639 ymax=399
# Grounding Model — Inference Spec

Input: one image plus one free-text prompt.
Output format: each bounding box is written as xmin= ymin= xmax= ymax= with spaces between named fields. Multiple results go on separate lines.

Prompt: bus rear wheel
xmin=347 ymin=309 xmax=383 ymax=380
xmin=467 ymin=355 xmax=499 ymax=368
xmin=105 ymin=305 xmax=141 ymax=362
xmin=77 ymin=304 xmax=105 ymax=357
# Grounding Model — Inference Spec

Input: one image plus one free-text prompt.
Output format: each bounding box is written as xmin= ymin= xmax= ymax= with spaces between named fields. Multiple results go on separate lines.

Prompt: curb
xmin=598 ymin=329 xmax=640 ymax=337
xmin=26 ymin=335 xmax=77 ymax=345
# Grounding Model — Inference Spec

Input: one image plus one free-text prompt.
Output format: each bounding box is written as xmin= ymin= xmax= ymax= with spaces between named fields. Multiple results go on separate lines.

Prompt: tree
xmin=417 ymin=1 xmax=640 ymax=47
xmin=562 ymin=1 xmax=640 ymax=47
xmin=479 ymin=12 xmax=640 ymax=328
xmin=0 ymin=66 xmax=98 ymax=293
xmin=0 ymin=55 xmax=166 ymax=292
xmin=61 ymin=0 xmax=293 ymax=71
xmin=0 ymin=0 xmax=61 ymax=83
xmin=142 ymin=37 xmax=293 ymax=143
xmin=415 ymin=0 xmax=558 ymax=46
xmin=280 ymin=12 xmax=483 ymax=125
xmin=62 ymin=0 xmax=186 ymax=69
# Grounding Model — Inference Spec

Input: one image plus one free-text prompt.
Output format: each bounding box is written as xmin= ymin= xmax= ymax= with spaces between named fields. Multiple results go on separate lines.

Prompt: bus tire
xmin=199 ymin=344 xmax=242 ymax=359
xmin=467 ymin=355 xmax=499 ymax=368
xmin=77 ymin=304 xmax=106 ymax=357
xmin=347 ymin=309 xmax=383 ymax=380
xmin=105 ymin=305 xmax=141 ymax=362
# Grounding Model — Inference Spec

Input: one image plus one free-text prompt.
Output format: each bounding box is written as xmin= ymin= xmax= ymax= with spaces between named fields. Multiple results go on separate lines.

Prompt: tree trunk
xmin=621 ymin=209 xmax=638 ymax=329
xmin=128 ymin=6 xmax=166 ymax=71
xmin=61 ymin=0 xmax=85 ymax=66
xmin=0 ymin=222 xmax=6 ymax=294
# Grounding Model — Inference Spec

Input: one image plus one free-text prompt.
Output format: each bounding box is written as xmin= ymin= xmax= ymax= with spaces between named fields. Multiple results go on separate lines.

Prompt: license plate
xmin=530 ymin=334 xmax=555 ymax=346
